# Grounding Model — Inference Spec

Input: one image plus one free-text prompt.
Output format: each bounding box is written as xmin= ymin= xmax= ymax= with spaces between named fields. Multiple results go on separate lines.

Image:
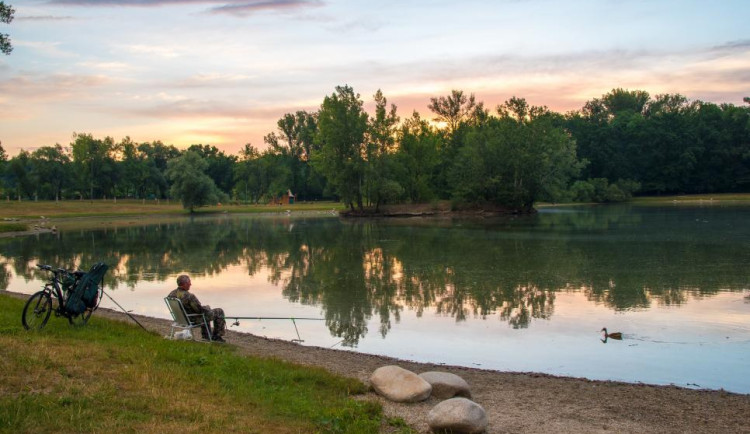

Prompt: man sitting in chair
xmin=168 ymin=274 xmax=226 ymax=342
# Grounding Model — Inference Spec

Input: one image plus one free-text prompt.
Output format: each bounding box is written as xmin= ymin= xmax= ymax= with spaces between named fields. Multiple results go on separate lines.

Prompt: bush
xmin=569 ymin=178 xmax=640 ymax=203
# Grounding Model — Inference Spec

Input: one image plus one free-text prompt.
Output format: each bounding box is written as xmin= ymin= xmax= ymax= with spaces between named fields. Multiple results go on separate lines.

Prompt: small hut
xmin=272 ymin=190 xmax=295 ymax=205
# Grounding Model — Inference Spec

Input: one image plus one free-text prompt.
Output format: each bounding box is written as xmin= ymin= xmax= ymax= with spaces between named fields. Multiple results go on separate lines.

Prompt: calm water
xmin=2 ymin=204 xmax=749 ymax=393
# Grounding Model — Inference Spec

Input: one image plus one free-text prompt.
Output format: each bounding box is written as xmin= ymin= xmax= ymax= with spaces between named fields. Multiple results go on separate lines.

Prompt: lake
xmin=2 ymin=203 xmax=749 ymax=393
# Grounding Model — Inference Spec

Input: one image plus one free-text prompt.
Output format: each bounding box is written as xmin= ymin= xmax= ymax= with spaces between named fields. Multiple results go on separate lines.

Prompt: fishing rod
xmin=102 ymin=290 xmax=148 ymax=332
xmin=222 ymin=315 xmax=325 ymax=342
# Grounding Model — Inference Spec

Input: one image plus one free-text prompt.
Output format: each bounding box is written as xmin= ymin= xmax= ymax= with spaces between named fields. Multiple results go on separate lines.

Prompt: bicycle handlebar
xmin=36 ymin=264 xmax=71 ymax=275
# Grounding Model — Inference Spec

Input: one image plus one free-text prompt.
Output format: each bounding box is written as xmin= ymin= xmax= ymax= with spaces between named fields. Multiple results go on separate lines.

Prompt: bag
xmin=66 ymin=262 xmax=108 ymax=315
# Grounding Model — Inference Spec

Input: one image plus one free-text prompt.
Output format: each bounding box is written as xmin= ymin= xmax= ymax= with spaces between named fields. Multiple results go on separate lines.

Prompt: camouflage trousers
xmin=201 ymin=306 xmax=226 ymax=337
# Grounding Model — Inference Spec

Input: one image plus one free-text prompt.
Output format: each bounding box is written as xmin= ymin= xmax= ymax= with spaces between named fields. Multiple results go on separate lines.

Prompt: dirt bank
xmin=7 ymin=291 xmax=746 ymax=434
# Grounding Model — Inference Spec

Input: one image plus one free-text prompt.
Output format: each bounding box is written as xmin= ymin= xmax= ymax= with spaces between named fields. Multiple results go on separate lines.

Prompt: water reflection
xmin=1 ymin=204 xmax=749 ymax=346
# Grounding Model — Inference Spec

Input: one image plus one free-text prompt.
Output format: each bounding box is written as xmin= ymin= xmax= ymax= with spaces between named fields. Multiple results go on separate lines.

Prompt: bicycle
xmin=22 ymin=264 xmax=104 ymax=330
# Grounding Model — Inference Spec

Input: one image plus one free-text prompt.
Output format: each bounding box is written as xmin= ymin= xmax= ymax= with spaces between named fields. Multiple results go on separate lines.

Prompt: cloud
xmin=46 ymin=0 xmax=323 ymax=16
xmin=120 ymin=44 xmax=184 ymax=59
xmin=0 ymin=73 xmax=110 ymax=101
xmin=207 ymin=0 xmax=323 ymax=16
xmin=711 ymin=39 xmax=750 ymax=51
xmin=15 ymin=15 xmax=77 ymax=21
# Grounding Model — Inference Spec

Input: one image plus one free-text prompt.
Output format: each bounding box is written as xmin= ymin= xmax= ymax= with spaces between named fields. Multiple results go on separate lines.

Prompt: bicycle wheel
xmin=22 ymin=291 xmax=53 ymax=330
xmin=68 ymin=307 xmax=93 ymax=326
xmin=69 ymin=285 xmax=103 ymax=326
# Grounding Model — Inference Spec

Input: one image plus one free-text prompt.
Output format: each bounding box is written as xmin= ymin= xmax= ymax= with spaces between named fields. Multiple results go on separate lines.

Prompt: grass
xmin=0 ymin=199 xmax=344 ymax=220
xmin=0 ymin=223 xmax=27 ymax=233
xmin=0 ymin=294 xmax=405 ymax=433
xmin=631 ymin=193 xmax=750 ymax=203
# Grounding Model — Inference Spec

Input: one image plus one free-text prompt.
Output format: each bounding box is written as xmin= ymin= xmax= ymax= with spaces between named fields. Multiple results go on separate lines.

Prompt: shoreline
xmin=4 ymin=290 xmax=748 ymax=433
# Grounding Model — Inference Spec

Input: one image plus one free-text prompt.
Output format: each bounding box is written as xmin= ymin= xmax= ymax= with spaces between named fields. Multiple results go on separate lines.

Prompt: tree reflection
xmin=1 ymin=205 xmax=748 ymax=346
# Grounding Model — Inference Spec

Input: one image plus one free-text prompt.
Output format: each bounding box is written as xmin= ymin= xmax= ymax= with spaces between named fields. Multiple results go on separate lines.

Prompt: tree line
xmin=1 ymin=87 xmax=749 ymax=212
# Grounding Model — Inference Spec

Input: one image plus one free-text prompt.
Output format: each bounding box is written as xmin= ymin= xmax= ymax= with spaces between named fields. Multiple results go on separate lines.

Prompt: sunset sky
xmin=1 ymin=0 xmax=748 ymax=156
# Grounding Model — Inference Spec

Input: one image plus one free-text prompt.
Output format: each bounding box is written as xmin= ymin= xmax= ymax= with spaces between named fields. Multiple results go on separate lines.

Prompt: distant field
xmin=631 ymin=193 xmax=750 ymax=203
xmin=0 ymin=199 xmax=344 ymax=219
xmin=2 ymin=194 xmax=748 ymax=221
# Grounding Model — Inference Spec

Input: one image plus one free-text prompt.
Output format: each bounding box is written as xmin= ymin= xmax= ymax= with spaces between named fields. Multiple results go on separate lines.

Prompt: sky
xmin=0 ymin=0 xmax=748 ymax=156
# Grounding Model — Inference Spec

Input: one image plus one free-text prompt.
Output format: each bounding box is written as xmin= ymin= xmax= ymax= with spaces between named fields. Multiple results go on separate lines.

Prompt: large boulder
xmin=418 ymin=371 xmax=472 ymax=399
xmin=370 ymin=365 xmax=432 ymax=403
xmin=427 ymin=397 xmax=488 ymax=434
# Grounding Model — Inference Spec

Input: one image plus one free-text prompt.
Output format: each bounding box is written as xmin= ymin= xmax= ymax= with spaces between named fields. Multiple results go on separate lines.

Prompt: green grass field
xmin=0 ymin=294 xmax=411 ymax=433
xmin=0 ymin=199 xmax=344 ymax=220
xmin=631 ymin=193 xmax=750 ymax=202
xmin=3 ymin=194 xmax=749 ymax=221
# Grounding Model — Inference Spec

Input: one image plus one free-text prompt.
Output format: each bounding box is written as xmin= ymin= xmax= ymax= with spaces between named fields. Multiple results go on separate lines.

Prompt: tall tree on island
xmin=451 ymin=97 xmax=582 ymax=211
xmin=312 ymin=85 xmax=368 ymax=212
xmin=365 ymin=89 xmax=402 ymax=211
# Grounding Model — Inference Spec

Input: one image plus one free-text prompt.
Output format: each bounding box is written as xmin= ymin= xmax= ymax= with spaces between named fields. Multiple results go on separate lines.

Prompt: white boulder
xmin=370 ymin=365 xmax=432 ymax=402
xmin=427 ymin=397 xmax=488 ymax=434
xmin=418 ymin=371 xmax=472 ymax=399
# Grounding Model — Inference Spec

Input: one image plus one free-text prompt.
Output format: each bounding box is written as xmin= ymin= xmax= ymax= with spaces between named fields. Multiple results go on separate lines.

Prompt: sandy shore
xmin=7 ymin=291 xmax=747 ymax=434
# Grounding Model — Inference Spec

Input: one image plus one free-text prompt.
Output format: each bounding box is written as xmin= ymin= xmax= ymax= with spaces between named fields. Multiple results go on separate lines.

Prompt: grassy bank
xmin=0 ymin=294 xmax=404 ymax=433
xmin=631 ymin=192 xmax=750 ymax=203
xmin=0 ymin=223 xmax=27 ymax=233
xmin=0 ymin=199 xmax=344 ymax=220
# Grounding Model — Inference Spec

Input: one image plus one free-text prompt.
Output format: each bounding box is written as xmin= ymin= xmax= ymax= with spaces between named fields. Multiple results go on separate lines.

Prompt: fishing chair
xmin=164 ymin=296 xmax=212 ymax=342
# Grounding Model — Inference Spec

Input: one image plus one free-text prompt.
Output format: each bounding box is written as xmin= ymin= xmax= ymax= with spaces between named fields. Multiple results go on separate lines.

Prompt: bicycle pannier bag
xmin=66 ymin=262 xmax=108 ymax=315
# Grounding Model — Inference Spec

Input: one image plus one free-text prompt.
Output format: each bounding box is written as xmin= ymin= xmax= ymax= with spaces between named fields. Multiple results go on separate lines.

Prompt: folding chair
xmin=164 ymin=296 xmax=212 ymax=342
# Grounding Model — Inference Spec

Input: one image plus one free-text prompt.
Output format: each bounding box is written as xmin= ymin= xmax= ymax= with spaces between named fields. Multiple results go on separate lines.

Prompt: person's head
xmin=176 ymin=274 xmax=192 ymax=290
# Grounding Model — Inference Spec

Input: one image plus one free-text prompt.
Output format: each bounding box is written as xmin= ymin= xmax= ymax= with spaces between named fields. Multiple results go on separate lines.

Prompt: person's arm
xmin=184 ymin=292 xmax=203 ymax=313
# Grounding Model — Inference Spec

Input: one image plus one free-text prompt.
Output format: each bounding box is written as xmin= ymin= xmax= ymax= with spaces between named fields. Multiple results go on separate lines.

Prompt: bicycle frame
xmin=37 ymin=264 xmax=73 ymax=316
xmin=22 ymin=264 xmax=97 ymax=330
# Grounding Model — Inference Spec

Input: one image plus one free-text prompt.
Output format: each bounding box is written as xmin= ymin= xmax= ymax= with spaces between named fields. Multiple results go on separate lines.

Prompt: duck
xmin=601 ymin=327 xmax=622 ymax=340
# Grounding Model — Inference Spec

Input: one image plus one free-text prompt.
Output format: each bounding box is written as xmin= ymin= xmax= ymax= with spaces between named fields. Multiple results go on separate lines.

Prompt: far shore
xmin=3 ymin=290 xmax=748 ymax=433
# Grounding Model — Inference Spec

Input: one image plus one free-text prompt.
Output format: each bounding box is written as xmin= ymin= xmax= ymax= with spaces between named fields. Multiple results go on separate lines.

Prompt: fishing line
xmin=102 ymin=290 xmax=148 ymax=332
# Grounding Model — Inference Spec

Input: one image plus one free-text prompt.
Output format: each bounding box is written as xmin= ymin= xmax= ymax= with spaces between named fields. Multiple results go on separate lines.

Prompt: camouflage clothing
xmin=168 ymin=287 xmax=226 ymax=338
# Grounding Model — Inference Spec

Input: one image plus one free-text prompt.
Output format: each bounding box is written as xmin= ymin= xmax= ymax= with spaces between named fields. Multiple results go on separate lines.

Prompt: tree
xmin=29 ymin=144 xmax=71 ymax=200
xmin=234 ymin=144 xmax=263 ymax=203
xmin=186 ymin=144 xmax=236 ymax=194
xmin=365 ymin=89 xmax=402 ymax=211
xmin=70 ymin=133 xmax=118 ymax=199
xmin=6 ymin=150 xmax=32 ymax=200
xmin=428 ymin=90 xmax=479 ymax=134
xmin=0 ymin=141 xmax=7 ymax=197
xmin=166 ymin=151 xmax=226 ymax=213
xmin=263 ymin=110 xmax=319 ymax=200
xmin=0 ymin=1 xmax=13 ymax=55
xmin=394 ymin=111 xmax=441 ymax=202
xmin=451 ymin=98 xmax=582 ymax=211
xmin=312 ymin=85 xmax=369 ymax=211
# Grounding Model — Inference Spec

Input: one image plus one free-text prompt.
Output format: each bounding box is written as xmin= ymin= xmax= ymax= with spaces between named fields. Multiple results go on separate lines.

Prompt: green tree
xmin=312 ymin=85 xmax=368 ymax=211
xmin=0 ymin=1 xmax=14 ymax=55
xmin=427 ymin=90 xmax=488 ymax=199
xmin=6 ymin=150 xmax=32 ymax=200
xmin=186 ymin=144 xmax=236 ymax=194
xmin=29 ymin=144 xmax=71 ymax=200
xmin=263 ymin=110 xmax=319 ymax=200
xmin=70 ymin=133 xmax=118 ymax=199
xmin=166 ymin=151 xmax=226 ymax=212
xmin=428 ymin=89 xmax=480 ymax=135
xmin=365 ymin=89 xmax=402 ymax=211
xmin=394 ymin=111 xmax=441 ymax=203
xmin=234 ymin=144 xmax=263 ymax=203
xmin=451 ymin=97 xmax=582 ymax=211
xmin=0 ymin=141 xmax=7 ymax=197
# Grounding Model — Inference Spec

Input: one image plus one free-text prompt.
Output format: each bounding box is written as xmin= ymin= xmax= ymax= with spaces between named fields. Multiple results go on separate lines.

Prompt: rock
xmin=419 ymin=371 xmax=472 ymax=399
xmin=370 ymin=365 xmax=432 ymax=402
xmin=427 ymin=397 xmax=488 ymax=434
